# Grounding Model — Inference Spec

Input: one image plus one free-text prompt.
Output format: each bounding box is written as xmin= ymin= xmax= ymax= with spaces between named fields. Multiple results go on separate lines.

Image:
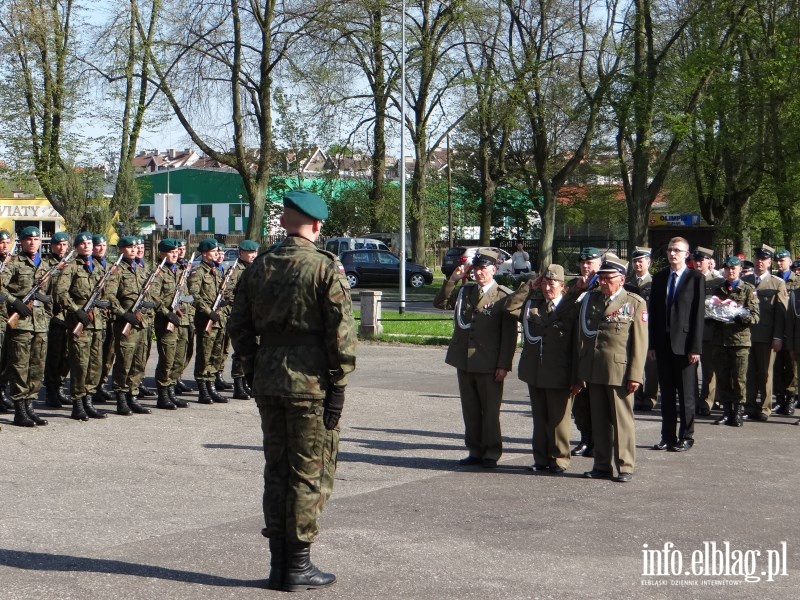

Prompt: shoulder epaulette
xmin=497 ymin=284 xmax=513 ymax=295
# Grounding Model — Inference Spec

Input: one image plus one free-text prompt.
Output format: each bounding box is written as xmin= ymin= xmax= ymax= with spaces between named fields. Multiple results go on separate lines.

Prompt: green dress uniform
xmin=742 ymin=272 xmax=787 ymax=419
xmin=505 ymin=274 xmax=578 ymax=472
xmin=574 ymin=287 xmax=647 ymax=479
xmin=42 ymin=249 xmax=71 ymax=407
xmin=626 ymin=272 xmax=658 ymax=410
xmin=170 ymin=255 xmax=195 ymax=390
xmin=710 ymin=278 xmax=759 ymax=424
xmin=189 ymin=259 xmax=227 ymax=400
xmin=434 ymin=276 xmax=517 ymax=464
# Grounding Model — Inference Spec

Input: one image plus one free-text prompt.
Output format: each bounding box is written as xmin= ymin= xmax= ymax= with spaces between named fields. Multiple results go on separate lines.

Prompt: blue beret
xmin=158 ymin=238 xmax=180 ymax=252
xmin=284 ymin=190 xmax=328 ymax=220
xmin=198 ymin=239 xmax=217 ymax=252
xmin=0 ymin=230 xmax=10 ymax=241
xmin=52 ymin=232 xmax=71 ymax=243
xmin=92 ymin=234 xmax=107 ymax=245
xmin=20 ymin=226 xmax=41 ymax=239
xmin=117 ymin=235 xmax=137 ymax=248
xmin=239 ymin=240 xmax=260 ymax=252
xmin=73 ymin=232 xmax=92 ymax=245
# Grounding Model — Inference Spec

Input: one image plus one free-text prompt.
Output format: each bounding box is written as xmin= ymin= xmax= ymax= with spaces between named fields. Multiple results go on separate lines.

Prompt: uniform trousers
xmin=745 ymin=342 xmax=775 ymax=417
xmin=170 ymin=323 xmax=193 ymax=383
xmin=130 ymin=319 xmax=153 ymax=393
xmin=713 ymin=345 xmax=749 ymax=407
xmin=112 ymin=321 xmax=144 ymax=393
xmin=69 ymin=327 xmax=105 ymax=398
xmin=456 ymin=369 xmax=503 ymax=461
xmin=99 ymin=320 xmax=115 ymax=388
xmin=256 ymin=395 xmax=339 ymax=543
xmin=155 ymin=319 xmax=178 ymax=387
xmin=528 ymin=385 xmax=572 ymax=469
xmin=588 ymin=383 xmax=635 ymax=475
xmin=194 ymin=323 xmax=224 ymax=380
xmin=699 ymin=339 xmax=717 ymax=410
xmin=5 ymin=330 xmax=47 ymax=402
xmin=43 ymin=320 xmax=70 ymax=389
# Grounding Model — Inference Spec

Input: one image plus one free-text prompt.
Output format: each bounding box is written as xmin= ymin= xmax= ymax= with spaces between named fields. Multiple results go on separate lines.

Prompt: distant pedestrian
xmin=511 ymin=241 xmax=531 ymax=274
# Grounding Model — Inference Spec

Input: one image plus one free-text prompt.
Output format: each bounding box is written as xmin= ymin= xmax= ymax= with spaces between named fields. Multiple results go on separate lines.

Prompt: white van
xmin=324 ymin=237 xmax=391 ymax=256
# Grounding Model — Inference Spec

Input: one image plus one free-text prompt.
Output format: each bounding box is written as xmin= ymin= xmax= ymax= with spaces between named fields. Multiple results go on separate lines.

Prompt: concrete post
xmin=359 ymin=290 xmax=383 ymax=339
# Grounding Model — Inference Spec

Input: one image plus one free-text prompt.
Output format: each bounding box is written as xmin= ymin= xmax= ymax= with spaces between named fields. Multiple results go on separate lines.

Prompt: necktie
xmin=667 ymin=272 xmax=677 ymax=326
xmin=478 ymin=288 xmax=484 ymax=299
xmin=546 ymin=301 xmax=554 ymax=313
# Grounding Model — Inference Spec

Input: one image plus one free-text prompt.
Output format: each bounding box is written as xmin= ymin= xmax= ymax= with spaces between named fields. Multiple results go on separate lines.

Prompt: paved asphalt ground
xmin=1 ymin=343 xmax=798 ymax=599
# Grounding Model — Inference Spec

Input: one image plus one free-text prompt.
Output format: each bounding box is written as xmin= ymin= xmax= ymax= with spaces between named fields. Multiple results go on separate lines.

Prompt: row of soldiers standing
xmin=0 ymin=226 xmax=260 ymax=430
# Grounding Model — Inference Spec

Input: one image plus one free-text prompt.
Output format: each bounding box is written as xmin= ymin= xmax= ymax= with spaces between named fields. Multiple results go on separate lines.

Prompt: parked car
xmin=324 ymin=237 xmax=391 ymax=256
xmin=440 ymin=246 xmax=513 ymax=279
xmin=339 ymin=249 xmax=433 ymax=288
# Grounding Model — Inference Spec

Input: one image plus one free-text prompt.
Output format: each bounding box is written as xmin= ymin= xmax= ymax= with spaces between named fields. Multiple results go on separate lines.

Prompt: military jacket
xmin=505 ymin=283 xmax=578 ymax=388
xmin=0 ymin=254 xmax=10 ymax=323
xmin=105 ymin=259 xmax=148 ymax=317
xmin=55 ymin=255 xmax=108 ymax=331
xmin=148 ymin=262 xmax=179 ymax=325
xmin=701 ymin=271 xmax=725 ymax=342
xmin=42 ymin=253 xmax=68 ymax=322
xmin=710 ymin=279 xmax=759 ymax=347
xmin=785 ymin=288 xmax=800 ymax=351
xmin=784 ymin=272 xmax=800 ymax=293
xmin=220 ymin=260 xmax=245 ymax=319
xmin=573 ymin=289 xmax=648 ymax=388
xmin=188 ymin=261 xmax=224 ymax=330
xmin=1 ymin=252 xmax=52 ymax=332
xmin=227 ymin=235 xmax=357 ymax=399
xmin=742 ymin=273 xmax=787 ymax=344
xmin=176 ymin=259 xmax=195 ymax=325
xmin=434 ymin=279 xmax=517 ymax=373
xmin=625 ymin=272 xmax=652 ymax=303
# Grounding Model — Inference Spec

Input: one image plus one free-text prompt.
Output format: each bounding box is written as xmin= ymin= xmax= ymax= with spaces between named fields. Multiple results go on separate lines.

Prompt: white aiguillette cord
xmin=454 ymin=285 xmax=472 ymax=330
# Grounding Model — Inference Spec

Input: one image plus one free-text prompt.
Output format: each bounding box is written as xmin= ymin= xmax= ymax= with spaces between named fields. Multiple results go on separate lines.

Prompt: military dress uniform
xmin=626 ymin=269 xmax=657 ymax=410
xmin=42 ymin=232 xmax=72 ymax=408
xmin=506 ymin=265 xmax=578 ymax=473
xmin=574 ymin=257 xmax=647 ymax=481
xmin=434 ymin=250 xmax=518 ymax=467
xmin=228 ymin=190 xmax=357 ymax=592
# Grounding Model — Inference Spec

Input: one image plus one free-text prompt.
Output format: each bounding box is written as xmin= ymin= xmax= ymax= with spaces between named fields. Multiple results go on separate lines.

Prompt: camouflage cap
xmin=472 ymin=249 xmax=499 ymax=267
xmin=693 ymin=246 xmax=714 ymax=260
xmin=52 ymin=232 xmax=71 ymax=243
xmin=284 ymin=190 xmax=328 ymax=221
xmin=72 ymin=231 xmax=92 ymax=245
xmin=579 ymin=247 xmax=602 ymax=261
xmin=92 ymin=234 xmax=107 ymax=245
xmin=158 ymin=238 xmax=180 ymax=252
xmin=117 ymin=235 xmax=137 ymax=248
xmin=723 ymin=255 xmax=741 ymax=268
xmin=630 ymin=246 xmax=651 ymax=259
xmin=775 ymin=249 xmax=791 ymax=259
xmin=753 ymin=243 xmax=775 ymax=259
xmin=543 ymin=264 xmax=565 ymax=281
xmin=198 ymin=238 xmax=217 ymax=253
xmin=19 ymin=226 xmax=41 ymax=239
xmin=239 ymin=239 xmax=260 ymax=252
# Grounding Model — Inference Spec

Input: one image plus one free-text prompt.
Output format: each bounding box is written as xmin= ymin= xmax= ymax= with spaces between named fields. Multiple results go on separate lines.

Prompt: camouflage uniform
xmin=170 ymin=254 xmax=195 ymax=388
xmin=189 ymin=259 xmax=226 ymax=386
xmin=217 ymin=259 xmax=245 ymax=381
xmin=150 ymin=260 xmax=180 ymax=405
xmin=0 ymin=249 xmax=11 ymax=412
xmin=228 ymin=235 xmax=357 ymax=544
xmin=210 ymin=261 xmax=236 ymax=389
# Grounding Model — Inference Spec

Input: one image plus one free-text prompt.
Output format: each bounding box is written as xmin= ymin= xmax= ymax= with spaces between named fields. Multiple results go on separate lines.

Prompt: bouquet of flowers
xmin=705 ymin=295 xmax=750 ymax=323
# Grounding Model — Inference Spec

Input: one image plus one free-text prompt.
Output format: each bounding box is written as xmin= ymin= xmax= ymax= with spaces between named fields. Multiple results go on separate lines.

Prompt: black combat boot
xmin=726 ymin=404 xmax=744 ymax=427
xmin=24 ymin=400 xmax=48 ymax=426
xmin=138 ymin=384 xmax=156 ymax=398
xmin=207 ymin=380 xmax=228 ymax=403
xmin=713 ymin=405 xmax=730 ymax=425
xmin=56 ymin=386 xmax=70 ymax=406
xmin=233 ymin=377 xmax=250 ymax=400
xmin=13 ymin=400 xmax=36 ymax=427
xmin=197 ymin=380 xmax=213 ymax=404
xmin=116 ymin=391 xmax=132 ymax=416
xmin=175 ymin=380 xmax=191 ymax=393
xmin=267 ymin=538 xmax=286 ymax=591
xmin=156 ymin=386 xmax=177 ymax=410
xmin=126 ymin=391 xmax=152 ymax=414
xmin=0 ymin=386 xmax=13 ymax=411
xmin=71 ymin=396 xmax=89 ymax=421
xmin=242 ymin=379 xmax=253 ymax=397
xmin=168 ymin=385 xmax=188 ymax=408
xmin=45 ymin=385 xmax=65 ymax=408
xmin=214 ymin=373 xmax=233 ymax=391
xmin=93 ymin=386 xmax=112 ymax=405
xmin=82 ymin=395 xmax=106 ymax=419
xmin=282 ymin=542 xmax=336 ymax=592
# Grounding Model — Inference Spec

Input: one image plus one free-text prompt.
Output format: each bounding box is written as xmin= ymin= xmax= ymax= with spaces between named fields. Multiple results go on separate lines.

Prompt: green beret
xmin=20 ymin=226 xmax=41 ymax=239
xmin=73 ymin=232 xmax=92 ymax=245
xmin=117 ymin=235 xmax=137 ymax=248
xmin=723 ymin=256 xmax=741 ymax=267
xmin=158 ymin=238 xmax=179 ymax=252
xmin=198 ymin=239 xmax=217 ymax=253
xmin=133 ymin=236 xmax=144 ymax=245
xmin=579 ymin=247 xmax=602 ymax=260
xmin=52 ymin=232 xmax=71 ymax=243
xmin=776 ymin=249 xmax=791 ymax=259
xmin=284 ymin=190 xmax=328 ymax=221
xmin=92 ymin=234 xmax=107 ymax=245
xmin=0 ymin=230 xmax=11 ymax=241
xmin=239 ymin=240 xmax=259 ymax=252
xmin=175 ymin=238 xmax=187 ymax=247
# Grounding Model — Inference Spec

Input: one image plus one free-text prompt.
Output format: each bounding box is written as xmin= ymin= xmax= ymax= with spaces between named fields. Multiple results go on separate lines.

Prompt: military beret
xmin=792 ymin=259 xmax=800 ymax=270
xmin=174 ymin=238 xmax=186 ymax=247
xmin=0 ymin=229 xmax=11 ymax=241
xmin=158 ymin=238 xmax=180 ymax=252
xmin=598 ymin=256 xmax=628 ymax=276
xmin=239 ymin=239 xmax=260 ymax=252
xmin=73 ymin=231 xmax=92 ymax=245
xmin=284 ymin=190 xmax=328 ymax=221
xmin=693 ymin=246 xmax=714 ymax=260
xmin=630 ymin=247 xmax=651 ymax=259
xmin=543 ymin=264 xmax=565 ymax=282
xmin=117 ymin=235 xmax=137 ymax=248
xmin=134 ymin=236 xmax=145 ymax=245
xmin=52 ymin=232 xmax=71 ymax=243
xmin=753 ymin=243 xmax=775 ymax=259
xmin=472 ymin=249 xmax=499 ymax=268
xmin=775 ymin=249 xmax=791 ymax=259
xmin=92 ymin=234 xmax=107 ymax=245
xmin=198 ymin=238 xmax=217 ymax=253
xmin=19 ymin=226 xmax=41 ymax=239
xmin=579 ymin=247 xmax=602 ymax=261
xmin=723 ymin=255 xmax=741 ymax=267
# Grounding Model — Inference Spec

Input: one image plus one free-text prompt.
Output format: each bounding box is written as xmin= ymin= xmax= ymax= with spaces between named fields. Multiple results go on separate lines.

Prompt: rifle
xmin=72 ymin=255 xmax=124 ymax=336
xmin=166 ymin=252 xmax=196 ymax=332
xmin=8 ymin=250 xmax=75 ymax=328
xmin=204 ymin=259 xmax=239 ymax=333
xmin=121 ymin=256 xmax=168 ymax=337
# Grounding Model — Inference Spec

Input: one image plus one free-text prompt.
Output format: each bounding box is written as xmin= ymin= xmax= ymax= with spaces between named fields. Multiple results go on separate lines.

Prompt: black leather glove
xmin=75 ymin=308 xmax=92 ymax=327
xmin=733 ymin=314 xmax=748 ymax=325
xmin=166 ymin=311 xmax=181 ymax=327
xmin=11 ymin=298 xmax=32 ymax=318
xmin=207 ymin=311 xmax=221 ymax=323
xmin=122 ymin=311 xmax=140 ymax=327
xmin=323 ymin=385 xmax=346 ymax=430
xmin=34 ymin=292 xmax=52 ymax=305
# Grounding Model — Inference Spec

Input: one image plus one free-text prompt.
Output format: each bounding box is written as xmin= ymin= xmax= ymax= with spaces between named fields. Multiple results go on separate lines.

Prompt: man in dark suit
xmin=648 ymin=237 xmax=705 ymax=452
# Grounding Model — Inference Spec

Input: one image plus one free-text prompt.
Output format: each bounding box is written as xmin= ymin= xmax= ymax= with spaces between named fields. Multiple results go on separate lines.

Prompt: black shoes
xmin=138 ymin=385 xmax=156 ymax=398
xmin=174 ymin=380 xmax=192 ymax=393
xmin=282 ymin=542 xmax=336 ymax=592
xmin=549 ymin=466 xmax=566 ymax=475
xmin=156 ymin=386 xmax=177 ymax=410
xmin=82 ymin=395 xmax=106 ymax=419
xmin=528 ymin=464 xmax=549 ymax=472
xmin=615 ymin=472 xmax=633 ymax=482
xmin=232 ymin=377 xmax=250 ymax=399
xmin=571 ymin=441 xmax=592 ymax=456
xmin=13 ymin=400 xmax=35 ymax=427
xmin=668 ymin=439 xmax=693 ymax=452
xmin=24 ymin=400 xmax=48 ymax=426
xmin=206 ymin=380 xmax=228 ymax=403
xmin=652 ymin=440 xmax=669 ymax=451
xmin=583 ymin=469 xmax=613 ymax=479
xmin=697 ymin=406 xmax=711 ymax=416
xmin=267 ymin=538 xmax=286 ymax=591
xmin=458 ymin=456 xmax=481 ymax=466
xmin=116 ymin=392 xmax=132 ymax=416
xmin=742 ymin=412 xmax=768 ymax=422
xmin=481 ymin=458 xmax=497 ymax=469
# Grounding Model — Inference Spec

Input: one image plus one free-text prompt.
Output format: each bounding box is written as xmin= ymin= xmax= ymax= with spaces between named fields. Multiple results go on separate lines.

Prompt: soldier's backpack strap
xmin=497 ymin=284 xmax=513 ymax=296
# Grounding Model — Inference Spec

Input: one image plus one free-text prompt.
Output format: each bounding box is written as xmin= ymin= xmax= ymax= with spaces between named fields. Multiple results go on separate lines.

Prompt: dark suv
xmin=340 ymin=249 xmax=433 ymax=289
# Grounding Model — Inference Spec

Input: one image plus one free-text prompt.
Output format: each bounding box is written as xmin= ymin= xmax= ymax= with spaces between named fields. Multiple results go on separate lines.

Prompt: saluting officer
xmin=42 ymin=231 xmax=72 ymax=409
xmin=742 ymin=244 xmax=788 ymax=421
xmin=626 ymin=246 xmax=658 ymax=411
xmin=434 ymin=249 xmax=518 ymax=469
xmin=506 ymin=264 xmax=578 ymax=474
xmin=571 ymin=255 xmax=647 ymax=483
xmin=0 ymin=229 xmax=14 ymax=414
xmin=171 ymin=238 xmax=195 ymax=395
xmin=229 ymin=239 xmax=259 ymax=399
